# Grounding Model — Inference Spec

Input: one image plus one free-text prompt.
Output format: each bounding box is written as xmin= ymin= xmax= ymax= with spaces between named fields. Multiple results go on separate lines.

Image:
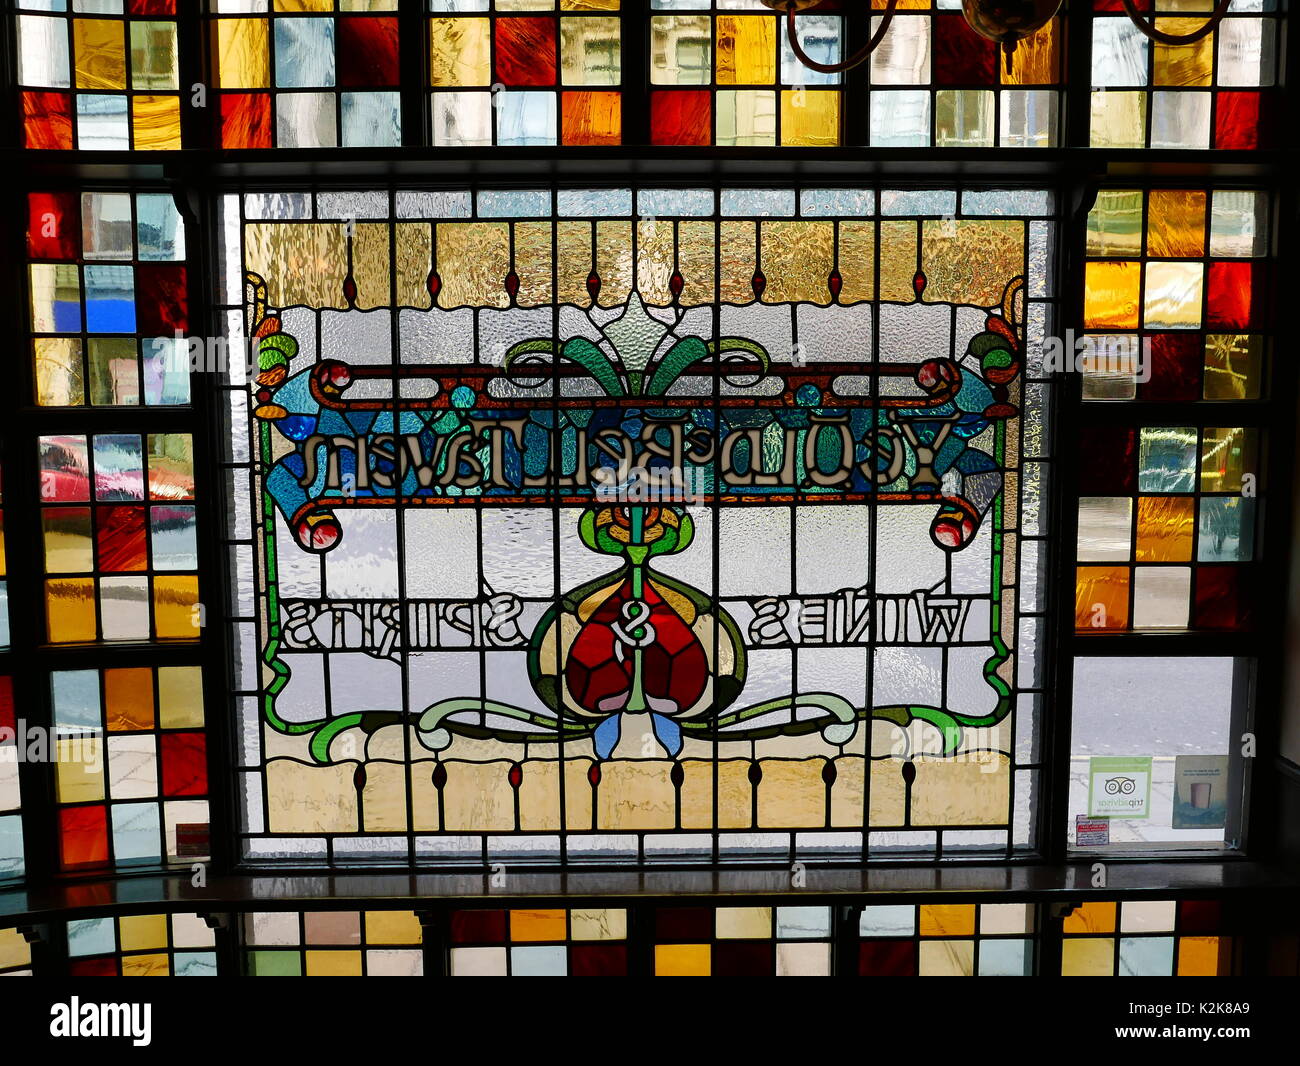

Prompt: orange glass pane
xmin=1135 ymin=496 xmax=1194 ymax=562
xmin=1075 ymin=566 xmax=1130 ymax=630
xmin=1177 ymin=936 xmax=1230 ymax=976
xmin=918 ymin=905 xmax=976 ymax=937
xmin=1083 ymin=261 xmax=1140 ymax=329
xmin=655 ymin=944 xmax=710 ymax=976
xmin=47 ymin=577 xmax=97 ymax=642
xmin=1063 ymin=901 xmax=1117 ymax=934
xmin=562 ymin=91 xmax=620 ymax=145
xmin=105 ymin=667 xmax=155 ymax=732
xmin=1145 ymin=190 xmax=1206 ymax=258
xmin=1001 ymin=19 xmax=1059 ymax=86
xmin=509 ymin=909 xmax=567 ymax=942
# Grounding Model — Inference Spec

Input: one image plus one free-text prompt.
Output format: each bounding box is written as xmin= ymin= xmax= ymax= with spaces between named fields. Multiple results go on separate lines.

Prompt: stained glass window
xmin=0 ymin=678 xmax=19 ymax=880
xmin=1060 ymin=899 xmax=1234 ymax=976
xmin=244 ymin=910 xmax=424 ymax=976
xmin=429 ymin=0 xmax=623 ymax=146
xmin=211 ymin=2 xmax=402 ymax=149
xmin=217 ymin=185 xmax=1055 ymax=863
xmin=28 ymin=190 xmax=190 ymax=408
xmin=51 ymin=664 xmax=208 ymax=871
xmin=1089 ymin=0 xmax=1280 ymax=149
xmin=66 ymin=912 xmax=217 ymax=976
xmin=864 ymin=3 xmax=1061 ymax=147
xmin=15 ymin=0 xmax=183 ymax=150
xmin=450 ymin=907 xmax=626 ymax=975
xmin=649 ymin=2 xmax=842 ymax=146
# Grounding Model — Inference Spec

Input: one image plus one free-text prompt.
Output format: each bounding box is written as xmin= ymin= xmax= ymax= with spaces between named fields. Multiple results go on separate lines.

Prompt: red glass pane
xmin=1140 ymin=333 xmax=1200 ymax=402
xmin=128 ymin=0 xmax=177 ymax=13
xmin=712 ymin=942 xmax=774 ymax=976
xmin=569 ymin=944 xmax=628 ymax=976
xmin=23 ymin=92 xmax=74 ymax=150
xmin=496 ymin=18 xmax=558 ymax=86
xmin=1078 ymin=427 xmax=1136 ymax=494
xmin=651 ymin=91 xmax=711 ymax=146
xmin=28 ymin=192 xmax=80 ymax=260
xmin=0 ymin=677 xmax=14 ymax=737
xmin=655 ymin=907 xmax=713 ymax=940
xmin=337 ymin=17 xmax=400 ymax=88
xmin=933 ymin=15 xmax=996 ymax=86
xmin=134 ymin=264 xmax=189 ymax=335
xmin=161 ymin=732 xmax=208 ymax=796
xmin=96 ymin=506 xmax=148 ymax=572
xmin=449 ymin=909 xmax=507 ymax=944
xmin=1214 ymin=92 xmax=1264 ymax=150
xmin=70 ymin=958 xmax=120 ymax=976
xmin=1092 ymin=0 xmax=1124 ymax=9
xmin=59 ymin=805 xmax=109 ymax=870
xmin=1207 ymin=262 xmax=1263 ymax=330
xmin=859 ymin=939 xmax=917 ymax=976
xmin=219 ymin=93 xmax=273 ymax=150
xmin=1179 ymin=899 xmax=1223 ymax=934
xmin=1194 ymin=565 xmax=1252 ymax=629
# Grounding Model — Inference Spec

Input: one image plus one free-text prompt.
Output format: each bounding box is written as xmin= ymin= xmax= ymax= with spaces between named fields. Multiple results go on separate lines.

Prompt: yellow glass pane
xmin=1063 ymin=901 xmax=1117 ymax=934
xmin=1203 ymin=335 xmax=1262 ymax=401
xmin=1143 ymin=261 xmax=1203 ymax=329
xmin=43 ymin=508 xmax=93 ymax=573
xmin=715 ymin=908 xmax=771 ymax=939
xmin=781 ymin=89 xmax=839 ymax=147
xmin=121 ymin=953 xmax=169 ymax=976
xmin=74 ymin=18 xmax=126 ymax=90
xmin=560 ymin=16 xmax=620 ymax=86
xmin=569 ymin=909 xmax=626 ymax=941
xmin=153 ymin=575 xmax=200 ymax=640
xmin=919 ymin=940 xmax=975 ymax=976
xmin=106 ymin=667 xmax=155 ymax=732
xmin=132 ymin=95 xmax=181 ymax=151
xmin=214 ymin=19 xmax=269 ymax=90
xmin=1146 ymin=190 xmax=1206 ymax=258
xmin=563 ymin=0 xmax=619 ymax=8
xmin=838 ymin=221 xmax=876 ymax=303
xmin=1200 ymin=426 xmax=1255 ymax=492
xmin=434 ymin=223 xmax=511 ymax=309
xmin=1135 ymin=496 xmax=1194 ymax=562
xmin=1090 ymin=91 xmax=1146 ymax=148
xmin=918 ymin=904 xmax=976 ymax=937
xmin=56 ymin=736 xmax=104 ymax=802
xmin=1083 ymin=261 xmax=1140 ymax=329
xmin=276 ymin=0 xmax=334 ymax=11
xmin=305 ymin=950 xmax=364 ymax=976
xmin=1001 ymin=18 xmax=1058 ymax=84
xmin=1177 ymin=936 xmax=1229 ymax=976
xmin=1153 ymin=19 xmax=1213 ymax=86
xmin=655 ymin=944 xmax=710 ymax=976
xmin=1087 ymin=190 xmax=1143 ymax=256
xmin=1075 ymin=567 xmax=1130 ymax=630
xmin=1062 ymin=937 xmax=1115 ymax=975
xmin=119 ymin=913 xmax=168 ymax=951
xmin=364 ymin=910 xmax=423 ymax=945
xmin=158 ymin=666 xmax=204 ymax=729
xmin=47 ymin=577 xmax=97 ymax=642
xmin=430 ymin=18 xmax=491 ymax=87
xmin=879 ymin=220 xmax=918 ymax=303
xmin=34 ymin=338 xmax=85 ymax=406
xmin=509 ymin=909 xmax=567 ymax=942
xmin=717 ymin=16 xmax=776 ymax=85
xmin=0 ymin=926 xmax=31 ymax=970
xmin=762 ymin=221 xmax=833 ymax=303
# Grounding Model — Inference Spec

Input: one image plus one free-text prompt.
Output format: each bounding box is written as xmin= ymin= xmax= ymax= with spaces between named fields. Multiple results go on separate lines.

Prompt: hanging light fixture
xmin=768 ymin=0 xmax=1235 ymax=76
